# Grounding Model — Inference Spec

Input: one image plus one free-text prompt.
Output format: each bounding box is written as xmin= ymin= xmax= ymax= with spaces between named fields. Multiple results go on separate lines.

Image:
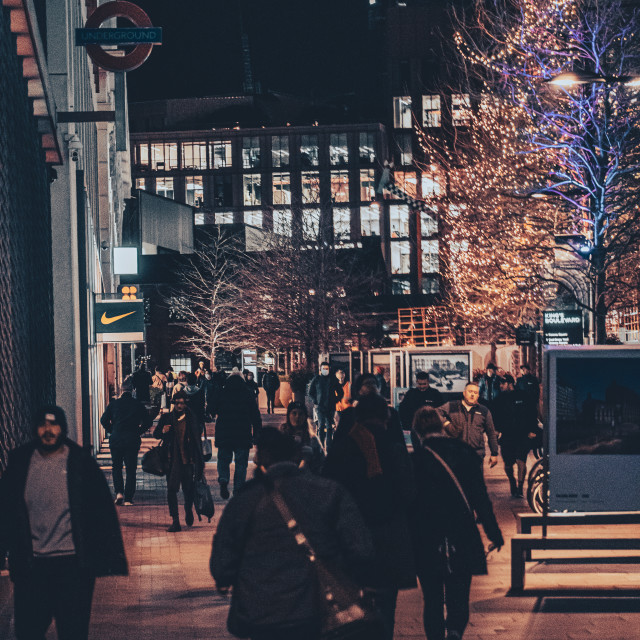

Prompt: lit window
xmin=396 ymin=132 xmax=412 ymax=165
xmin=452 ymin=93 xmax=471 ymax=126
xmin=390 ymin=205 xmax=410 ymax=238
xmin=242 ymin=136 xmax=261 ymax=168
xmin=271 ymin=136 xmax=290 ymax=167
xmin=422 ymin=95 xmax=441 ymax=127
xmin=302 ymin=172 xmax=320 ymax=204
xmin=182 ymin=142 xmax=207 ymax=170
xmin=421 ymin=208 xmax=438 ymax=237
xmin=391 ymin=241 xmax=411 ymax=274
xmin=185 ymin=176 xmax=203 ymax=207
xmin=135 ymin=178 xmax=146 ymax=191
xmin=156 ymin=177 xmax=174 ymax=199
xmin=422 ymin=239 xmax=439 ymax=273
xmin=150 ymin=142 xmax=178 ymax=170
xmin=272 ymin=173 xmax=291 ymax=205
xmin=211 ymin=140 xmax=232 ymax=168
xmin=392 ymin=279 xmax=411 ymax=294
xmin=450 ymin=239 xmax=469 ymax=254
xmin=360 ymin=169 xmax=376 ymax=201
xmin=215 ymin=211 xmax=234 ymax=224
xmin=393 ymin=96 xmax=412 ymax=128
xmin=136 ymin=143 xmax=149 ymax=168
xmin=359 ymin=132 xmax=376 ymax=163
xmin=330 ymin=170 xmax=350 ymax=203
xmin=361 ymin=205 xmax=381 ymax=237
xmin=170 ymin=356 xmax=192 ymax=373
xmin=243 ymin=174 xmax=262 ymax=206
xmin=394 ymin=171 xmax=417 ymax=198
xmin=301 ymin=135 xmax=319 ymax=167
xmin=422 ymin=277 xmax=439 ymax=294
xmin=480 ymin=93 xmax=500 ymax=115
xmin=333 ymin=208 xmax=351 ymax=242
xmin=213 ymin=174 xmax=233 ymax=207
xmin=303 ymin=209 xmax=321 ymax=241
xmin=244 ymin=211 xmax=263 ymax=227
xmin=330 ymin=133 xmax=349 ymax=165
xmin=273 ymin=209 xmax=292 ymax=236
xmin=421 ymin=165 xmax=444 ymax=197
xmin=449 ymin=203 xmax=466 ymax=218
xmin=194 ymin=213 xmax=205 ymax=225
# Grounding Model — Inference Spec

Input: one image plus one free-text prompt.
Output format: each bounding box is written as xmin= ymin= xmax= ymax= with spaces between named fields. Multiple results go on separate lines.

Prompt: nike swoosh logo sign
xmin=101 ymin=311 xmax=136 ymax=325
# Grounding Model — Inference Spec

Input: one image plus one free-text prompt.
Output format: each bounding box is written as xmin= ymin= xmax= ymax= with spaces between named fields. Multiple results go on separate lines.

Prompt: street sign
xmin=543 ymin=310 xmax=583 ymax=345
xmin=95 ymin=300 xmax=144 ymax=342
xmin=75 ymin=27 xmax=162 ymax=46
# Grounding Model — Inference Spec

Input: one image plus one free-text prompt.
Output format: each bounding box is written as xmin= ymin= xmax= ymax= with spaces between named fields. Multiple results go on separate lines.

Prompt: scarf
xmin=349 ymin=421 xmax=383 ymax=479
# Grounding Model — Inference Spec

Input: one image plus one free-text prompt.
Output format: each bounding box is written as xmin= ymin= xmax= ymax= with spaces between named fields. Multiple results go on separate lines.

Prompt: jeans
xmin=110 ymin=443 xmax=139 ymax=501
xmin=13 ymin=555 xmax=95 ymax=640
xmin=217 ymin=447 xmax=250 ymax=491
xmin=316 ymin=409 xmax=335 ymax=449
xmin=418 ymin=570 xmax=472 ymax=640
xmin=266 ymin=392 xmax=276 ymax=413
xmin=167 ymin=463 xmax=195 ymax=521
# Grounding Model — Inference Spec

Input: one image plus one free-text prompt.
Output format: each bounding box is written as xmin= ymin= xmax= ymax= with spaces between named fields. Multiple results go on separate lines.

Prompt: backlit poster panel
xmin=547 ymin=347 xmax=640 ymax=511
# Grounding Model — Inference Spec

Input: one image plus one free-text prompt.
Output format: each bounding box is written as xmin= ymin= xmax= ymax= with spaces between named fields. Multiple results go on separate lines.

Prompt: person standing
xmin=279 ymin=401 xmax=325 ymax=474
xmin=411 ymin=406 xmax=503 ymax=640
xmin=491 ymin=374 xmax=539 ymax=497
xmin=399 ymin=371 xmax=445 ymax=431
xmin=308 ymin=362 xmax=344 ymax=450
xmin=150 ymin=366 xmax=167 ymax=407
xmin=211 ymin=428 xmax=374 ymax=640
xmin=131 ymin=362 xmax=153 ymax=403
xmin=261 ymin=365 xmax=280 ymax=414
xmin=334 ymin=368 xmax=352 ymax=425
xmin=100 ymin=377 xmax=153 ymax=505
xmin=438 ymin=382 xmax=499 ymax=468
xmin=244 ymin=370 xmax=260 ymax=403
xmin=323 ymin=394 xmax=415 ymax=640
xmin=213 ymin=374 xmax=262 ymax=499
xmin=153 ymin=391 xmax=204 ymax=532
xmin=0 ymin=406 xmax=127 ymax=640
xmin=477 ymin=363 xmax=502 ymax=408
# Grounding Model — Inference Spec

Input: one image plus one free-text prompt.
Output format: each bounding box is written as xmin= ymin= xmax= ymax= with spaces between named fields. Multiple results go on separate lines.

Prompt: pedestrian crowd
xmin=0 ymin=358 xmax=542 ymax=640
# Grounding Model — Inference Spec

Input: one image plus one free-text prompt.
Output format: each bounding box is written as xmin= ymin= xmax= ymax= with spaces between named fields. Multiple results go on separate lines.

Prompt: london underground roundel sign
xmin=83 ymin=1 xmax=159 ymax=72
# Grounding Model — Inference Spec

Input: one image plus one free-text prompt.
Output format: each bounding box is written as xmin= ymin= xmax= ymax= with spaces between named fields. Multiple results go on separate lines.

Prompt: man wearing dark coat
xmin=261 ymin=365 xmax=280 ymax=414
xmin=153 ymin=391 xmax=204 ymax=532
xmin=131 ymin=363 xmax=153 ymax=403
xmin=101 ymin=377 xmax=153 ymax=505
xmin=0 ymin=406 xmax=127 ymax=640
xmin=308 ymin=361 xmax=344 ymax=450
xmin=398 ymin=370 xmax=445 ymax=431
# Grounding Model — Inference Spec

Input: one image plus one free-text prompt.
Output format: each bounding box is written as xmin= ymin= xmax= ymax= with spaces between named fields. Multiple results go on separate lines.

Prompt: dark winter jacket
xmin=335 ymin=404 xmax=406 ymax=448
xmin=516 ymin=373 xmax=540 ymax=405
xmin=213 ymin=375 xmax=262 ymax=450
xmin=153 ymin=408 xmax=204 ymax=490
xmin=478 ymin=373 xmax=502 ymax=406
xmin=280 ymin=423 xmax=326 ymax=474
xmin=323 ymin=421 xmax=416 ymax=589
xmin=100 ymin=392 xmax=153 ymax=448
xmin=411 ymin=435 xmax=503 ymax=576
xmin=308 ymin=374 xmax=344 ymax=413
xmin=184 ymin=383 xmax=206 ymax=429
xmin=261 ymin=371 xmax=280 ymax=394
xmin=0 ymin=440 xmax=128 ymax=582
xmin=398 ymin=386 xmax=445 ymax=430
xmin=211 ymin=462 xmax=374 ymax=634
xmin=246 ymin=379 xmax=260 ymax=402
xmin=131 ymin=367 xmax=153 ymax=402
xmin=439 ymin=400 xmax=499 ymax=458
xmin=491 ymin=389 xmax=538 ymax=447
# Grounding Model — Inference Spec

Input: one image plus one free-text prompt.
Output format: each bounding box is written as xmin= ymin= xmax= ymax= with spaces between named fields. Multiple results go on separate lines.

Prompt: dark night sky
xmin=126 ymin=0 xmax=369 ymax=102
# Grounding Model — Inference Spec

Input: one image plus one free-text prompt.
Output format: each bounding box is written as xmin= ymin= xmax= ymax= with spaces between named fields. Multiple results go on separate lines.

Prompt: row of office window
xmin=133 ymin=132 xmax=377 ymax=172
xmin=393 ymin=94 xmax=472 ymax=129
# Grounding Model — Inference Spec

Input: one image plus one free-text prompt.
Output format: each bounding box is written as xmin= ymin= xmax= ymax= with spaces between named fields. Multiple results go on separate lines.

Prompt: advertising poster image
xmin=410 ymin=353 xmax=470 ymax=394
xmin=556 ymin=357 xmax=640 ymax=455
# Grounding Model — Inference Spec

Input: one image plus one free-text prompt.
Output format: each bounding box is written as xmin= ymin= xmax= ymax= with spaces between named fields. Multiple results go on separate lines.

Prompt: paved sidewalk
xmin=2 ymin=411 xmax=639 ymax=639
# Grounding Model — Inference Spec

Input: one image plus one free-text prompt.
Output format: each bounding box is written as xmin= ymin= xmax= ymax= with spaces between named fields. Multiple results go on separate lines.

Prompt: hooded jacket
xmin=213 ymin=375 xmax=262 ymax=450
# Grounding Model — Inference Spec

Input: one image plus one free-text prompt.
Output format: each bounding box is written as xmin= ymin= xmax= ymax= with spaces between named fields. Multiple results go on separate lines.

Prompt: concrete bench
xmin=510 ymin=534 xmax=640 ymax=592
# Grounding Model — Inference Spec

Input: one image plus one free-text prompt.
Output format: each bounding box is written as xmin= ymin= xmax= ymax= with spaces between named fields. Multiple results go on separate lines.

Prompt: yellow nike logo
xmin=101 ymin=311 xmax=136 ymax=325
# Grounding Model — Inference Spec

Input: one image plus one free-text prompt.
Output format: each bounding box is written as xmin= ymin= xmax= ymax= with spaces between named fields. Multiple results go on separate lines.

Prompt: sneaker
xmin=220 ymin=483 xmax=230 ymax=500
xmin=115 ymin=493 xmax=124 ymax=506
xmin=124 ymin=501 xmax=134 ymax=506
xmin=167 ymin=522 xmax=182 ymax=532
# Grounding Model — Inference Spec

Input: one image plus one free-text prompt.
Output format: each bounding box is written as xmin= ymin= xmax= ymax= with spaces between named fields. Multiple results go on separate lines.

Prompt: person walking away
xmin=399 ymin=370 xmax=445 ymax=432
xmin=491 ymin=374 xmax=539 ymax=497
xmin=374 ymin=366 xmax=389 ymax=400
xmin=153 ymin=391 xmax=204 ymax=532
xmin=201 ymin=369 xmax=217 ymax=420
xmin=213 ymin=373 xmax=262 ymax=499
xmin=100 ymin=377 xmax=153 ymax=505
xmin=165 ymin=366 xmax=176 ymax=403
xmin=477 ymin=363 xmax=502 ymax=409
xmin=308 ymin=362 xmax=344 ymax=450
xmin=334 ymin=368 xmax=352 ymax=427
xmin=0 ymin=406 xmax=127 ymax=640
xmin=244 ymin=369 xmax=260 ymax=403
xmin=211 ymin=428 xmax=374 ymax=640
xmin=516 ymin=363 xmax=540 ymax=408
xmin=184 ymin=372 xmax=206 ymax=436
xmin=323 ymin=394 xmax=416 ymax=640
xmin=262 ymin=365 xmax=280 ymax=414
xmin=131 ymin=362 xmax=153 ymax=403
xmin=438 ymin=382 xmax=499 ymax=470
xmin=411 ymin=406 xmax=503 ymax=640
xmin=280 ymin=401 xmax=325 ymax=474
xmin=150 ymin=366 xmax=167 ymax=408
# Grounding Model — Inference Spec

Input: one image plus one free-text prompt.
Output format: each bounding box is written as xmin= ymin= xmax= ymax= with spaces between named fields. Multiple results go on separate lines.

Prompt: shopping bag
xmin=194 ymin=477 xmax=215 ymax=522
xmin=201 ymin=437 xmax=213 ymax=462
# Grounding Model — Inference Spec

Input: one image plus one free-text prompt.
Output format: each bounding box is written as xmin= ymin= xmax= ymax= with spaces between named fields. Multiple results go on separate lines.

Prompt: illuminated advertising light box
xmin=546 ymin=346 xmax=640 ymax=511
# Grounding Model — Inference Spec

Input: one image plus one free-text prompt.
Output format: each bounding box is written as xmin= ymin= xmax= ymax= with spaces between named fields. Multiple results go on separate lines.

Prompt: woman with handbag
xmin=210 ymin=428 xmax=375 ymax=640
xmin=410 ymin=407 xmax=504 ymax=640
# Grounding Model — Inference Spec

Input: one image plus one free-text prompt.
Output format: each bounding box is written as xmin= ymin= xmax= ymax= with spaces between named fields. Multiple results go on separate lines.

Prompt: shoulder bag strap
xmin=423 ymin=445 xmax=472 ymax=515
